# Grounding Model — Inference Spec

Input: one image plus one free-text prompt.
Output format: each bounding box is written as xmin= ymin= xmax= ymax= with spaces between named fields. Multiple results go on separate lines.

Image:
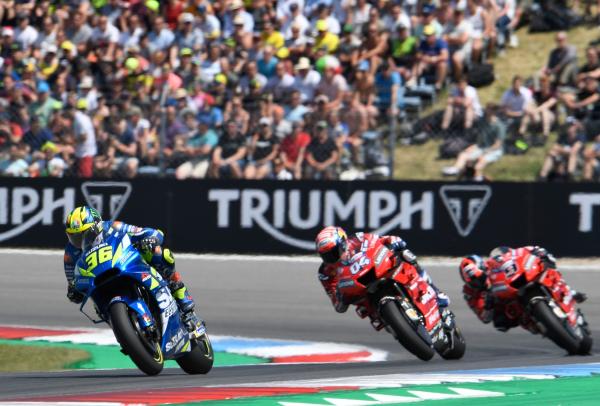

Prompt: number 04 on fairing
xmin=73 ymin=227 xmax=213 ymax=376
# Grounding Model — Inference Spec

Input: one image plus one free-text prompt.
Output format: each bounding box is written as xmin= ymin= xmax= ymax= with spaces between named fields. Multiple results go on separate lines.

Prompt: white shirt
xmin=293 ymin=69 xmax=321 ymax=102
xmin=501 ymin=86 xmax=533 ymax=114
xmin=282 ymin=15 xmax=310 ymax=39
xmin=74 ymin=111 xmax=97 ymax=158
xmin=450 ymin=85 xmax=482 ymax=116
xmin=15 ymin=25 xmax=39 ymax=49
xmin=91 ymin=23 xmax=120 ymax=44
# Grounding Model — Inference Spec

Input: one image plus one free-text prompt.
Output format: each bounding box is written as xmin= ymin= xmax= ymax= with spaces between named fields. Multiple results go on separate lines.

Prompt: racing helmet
xmin=489 ymin=246 xmax=512 ymax=258
xmin=316 ymin=226 xmax=348 ymax=264
xmin=65 ymin=206 xmax=102 ymax=249
xmin=459 ymin=255 xmax=488 ymax=289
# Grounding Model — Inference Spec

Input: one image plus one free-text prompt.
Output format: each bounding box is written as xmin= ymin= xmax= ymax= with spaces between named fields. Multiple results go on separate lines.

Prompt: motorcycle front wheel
xmin=109 ymin=302 xmax=164 ymax=375
xmin=176 ymin=333 xmax=214 ymax=374
xmin=379 ymin=300 xmax=435 ymax=361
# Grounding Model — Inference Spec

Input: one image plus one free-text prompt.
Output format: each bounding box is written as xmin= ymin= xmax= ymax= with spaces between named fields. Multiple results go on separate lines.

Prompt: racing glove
xmin=531 ymin=247 xmax=556 ymax=269
xmin=136 ymin=236 xmax=160 ymax=253
xmin=67 ymin=282 xmax=84 ymax=304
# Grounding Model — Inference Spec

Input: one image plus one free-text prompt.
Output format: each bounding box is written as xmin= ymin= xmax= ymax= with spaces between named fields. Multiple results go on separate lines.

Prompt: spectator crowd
xmin=3 ymin=0 xmax=596 ymax=182
xmin=0 ymin=0 xmax=533 ymax=180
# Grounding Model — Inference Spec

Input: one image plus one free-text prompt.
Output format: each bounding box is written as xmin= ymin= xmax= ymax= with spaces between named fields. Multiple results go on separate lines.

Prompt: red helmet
xmin=459 ymin=255 xmax=487 ymax=288
xmin=316 ymin=226 xmax=348 ymax=264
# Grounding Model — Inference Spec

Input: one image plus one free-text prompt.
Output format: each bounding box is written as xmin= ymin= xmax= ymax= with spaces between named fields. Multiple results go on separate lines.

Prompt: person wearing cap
xmin=280 ymin=118 xmax=311 ymax=179
xmin=414 ymin=4 xmax=443 ymax=39
xmin=78 ymin=76 xmax=99 ymax=112
xmin=175 ymin=12 xmax=204 ymax=52
xmin=260 ymin=19 xmax=285 ymax=50
xmin=414 ymin=24 xmax=449 ymax=90
xmin=29 ymin=81 xmax=58 ymax=128
xmin=209 ymin=120 xmax=247 ymax=179
xmin=311 ymin=3 xmax=340 ymax=35
xmin=175 ymin=114 xmax=219 ymax=180
xmin=442 ymin=5 xmax=473 ymax=80
xmin=244 ymin=116 xmax=280 ymax=179
xmin=39 ymin=44 xmax=60 ymax=79
xmin=305 ymin=120 xmax=338 ymax=180
xmin=389 ymin=23 xmax=418 ymax=80
xmin=36 ymin=141 xmax=67 ymax=177
xmin=223 ymin=0 xmax=254 ymax=37
xmin=312 ymin=19 xmax=339 ymax=54
xmin=292 ymin=57 xmax=321 ymax=103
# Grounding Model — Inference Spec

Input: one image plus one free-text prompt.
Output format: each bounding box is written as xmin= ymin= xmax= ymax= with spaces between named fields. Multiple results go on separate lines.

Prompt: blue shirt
xmin=418 ymin=38 xmax=448 ymax=57
xmin=375 ymin=71 xmax=402 ymax=107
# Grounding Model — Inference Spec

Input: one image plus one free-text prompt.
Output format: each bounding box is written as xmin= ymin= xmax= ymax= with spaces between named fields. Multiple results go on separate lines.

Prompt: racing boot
xmin=573 ymin=290 xmax=587 ymax=303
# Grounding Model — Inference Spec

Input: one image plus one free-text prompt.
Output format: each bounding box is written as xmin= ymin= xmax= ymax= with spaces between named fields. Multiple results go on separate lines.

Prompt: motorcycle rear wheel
xmin=176 ymin=333 xmax=214 ymax=374
xmin=109 ymin=302 xmax=164 ymax=375
xmin=380 ymin=301 xmax=435 ymax=361
xmin=530 ymin=300 xmax=581 ymax=355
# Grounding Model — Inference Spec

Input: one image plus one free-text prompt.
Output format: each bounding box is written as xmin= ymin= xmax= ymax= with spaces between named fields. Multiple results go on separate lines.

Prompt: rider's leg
xmin=415 ymin=265 xmax=450 ymax=307
xmin=148 ymin=246 xmax=195 ymax=314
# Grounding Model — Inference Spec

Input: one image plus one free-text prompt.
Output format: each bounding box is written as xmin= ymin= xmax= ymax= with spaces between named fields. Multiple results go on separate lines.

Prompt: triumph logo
xmin=81 ymin=181 xmax=132 ymax=220
xmin=209 ymin=189 xmax=434 ymax=250
xmin=0 ymin=186 xmax=75 ymax=242
xmin=439 ymin=185 xmax=492 ymax=237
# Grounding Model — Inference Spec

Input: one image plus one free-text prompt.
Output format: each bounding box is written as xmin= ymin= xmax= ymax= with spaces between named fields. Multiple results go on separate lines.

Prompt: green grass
xmin=0 ymin=343 xmax=90 ymax=372
xmin=394 ymin=25 xmax=600 ymax=181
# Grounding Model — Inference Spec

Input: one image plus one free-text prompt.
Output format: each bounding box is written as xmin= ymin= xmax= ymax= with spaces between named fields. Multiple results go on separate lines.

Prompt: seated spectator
xmin=442 ymin=103 xmax=505 ymax=180
xmin=0 ymin=144 xmax=29 ymax=177
xmin=577 ymin=47 xmax=600 ymax=89
xmin=442 ymin=6 xmax=472 ymax=80
xmin=540 ymin=31 xmax=578 ymax=87
xmin=244 ymin=117 xmax=280 ymax=179
xmin=358 ymin=23 xmax=389 ymax=73
xmin=374 ymin=60 xmax=402 ymax=116
xmin=29 ymin=141 xmax=67 ymax=178
xmin=539 ymin=118 xmax=586 ymax=181
xmin=414 ymin=25 xmax=449 ymax=90
xmin=273 ymin=156 xmax=294 ymax=180
xmin=583 ymin=133 xmax=600 ymax=181
xmin=441 ymin=76 xmax=483 ymax=131
xmin=388 ymin=23 xmax=418 ymax=81
xmin=280 ymin=119 xmax=311 ymax=179
xmin=175 ymin=116 xmax=218 ymax=179
xmin=518 ymin=75 xmax=557 ymax=144
xmin=108 ymin=117 xmax=138 ymax=179
xmin=209 ymin=120 xmax=247 ymax=179
xmin=465 ymin=0 xmax=492 ymax=64
xmin=559 ymin=77 xmax=600 ymax=122
xmin=265 ymin=61 xmax=295 ymax=103
xmin=285 ymin=90 xmax=311 ymax=123
xmin=316 ymin=63 xmax=349 ymax=111
xmin=223 ymin=95 xmax=250 ymax=136
xmin=311 ymin=19 xmax=339 ymax=55
xmin=305 ymin=120 xmax=339 ymax=180
xmin=500 ymin=75 xmax=533 ymax=134
xmin=292 ymin=57 xmax=321 ymax=103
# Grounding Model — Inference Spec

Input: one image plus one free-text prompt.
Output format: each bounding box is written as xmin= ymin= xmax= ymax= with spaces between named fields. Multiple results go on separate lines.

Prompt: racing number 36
xmin=85 ymin=246 xmax=113 ymax=270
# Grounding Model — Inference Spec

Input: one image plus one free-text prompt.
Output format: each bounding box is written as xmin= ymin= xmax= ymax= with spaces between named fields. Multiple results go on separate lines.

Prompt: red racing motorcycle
xmin=337 ymin=239 xmax=465 ymax=361
xmin=489 ymin=255 xmax=592 ymax=354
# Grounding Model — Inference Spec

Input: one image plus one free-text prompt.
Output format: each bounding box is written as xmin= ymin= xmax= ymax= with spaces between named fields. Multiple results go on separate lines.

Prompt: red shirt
xmin=281 ymin=132 xmax=310 ymax=163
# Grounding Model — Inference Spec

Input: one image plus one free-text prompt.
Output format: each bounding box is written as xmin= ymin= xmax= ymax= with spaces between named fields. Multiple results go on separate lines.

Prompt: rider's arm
xmin=63 ymin=244 xmax=78 ymax=284
xmin=111 ymin=221 xmax=164 ymax=246
xmin=463 ymin=285 xmax=493 ymax=324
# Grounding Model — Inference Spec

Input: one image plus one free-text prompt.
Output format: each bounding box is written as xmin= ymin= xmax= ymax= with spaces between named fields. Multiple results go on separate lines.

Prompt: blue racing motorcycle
xmin=73 ymin=225 xmax=213 ymax=376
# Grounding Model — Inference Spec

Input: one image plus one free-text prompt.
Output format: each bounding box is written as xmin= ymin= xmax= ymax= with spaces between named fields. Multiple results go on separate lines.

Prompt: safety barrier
xmin=1 ymin=178 xmax=599 ymax=256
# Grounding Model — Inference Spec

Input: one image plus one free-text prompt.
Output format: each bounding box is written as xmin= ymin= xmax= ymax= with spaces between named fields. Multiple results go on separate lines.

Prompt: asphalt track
xmin=0 ymin=252 xmax=599 ymax=400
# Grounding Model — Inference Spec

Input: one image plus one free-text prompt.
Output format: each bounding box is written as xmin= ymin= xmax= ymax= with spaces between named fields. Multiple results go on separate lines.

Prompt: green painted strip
xmin=188 ymin=376 xmax=600 ymax=406
xmin=0 ymin=339 xmax=267 ymax=369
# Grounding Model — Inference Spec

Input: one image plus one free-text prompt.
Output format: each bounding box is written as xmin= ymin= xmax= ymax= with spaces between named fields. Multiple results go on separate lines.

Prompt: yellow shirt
xmin=313 ymin=32 xmax=339 ymax=54
xmin=261 ymin=31 xmax=285 ymax=50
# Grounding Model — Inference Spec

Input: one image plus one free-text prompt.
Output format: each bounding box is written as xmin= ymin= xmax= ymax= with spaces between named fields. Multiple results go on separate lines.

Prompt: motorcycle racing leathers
xmin=462 ymin=246 xmax=583 ymax=331
xmin=64 ymin=221 xmax=195 ymax=314
xmin=318 ymin=232 xmax=448 ymax=313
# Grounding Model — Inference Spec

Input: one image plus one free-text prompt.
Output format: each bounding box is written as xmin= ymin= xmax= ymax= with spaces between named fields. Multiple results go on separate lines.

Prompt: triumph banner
xmin=1 ymin=178 xmax=600 ymax=256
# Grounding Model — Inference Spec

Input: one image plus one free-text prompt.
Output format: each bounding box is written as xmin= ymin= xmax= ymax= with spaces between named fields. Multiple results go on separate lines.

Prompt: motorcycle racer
xmin=459 ymin=246 xmax=586 ymax=331
xmin=316 ymin=226 xmax=449 ymax=313
xmin=63 ymin=206 xmax=198 ymax=325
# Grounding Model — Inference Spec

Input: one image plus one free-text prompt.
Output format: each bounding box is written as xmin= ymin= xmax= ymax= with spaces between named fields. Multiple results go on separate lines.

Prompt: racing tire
xmin=109 ymin=302 xmax=164 ymax=376
xmin=439 ymin=327 xmax=466 ymax=360
xmin=380 ymin=301 xmax=435 ymax=361
xmin=530 ymin=300 xmax=581 ymax=355
xmin=176 ymin=333 xmax=214 ymax=374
